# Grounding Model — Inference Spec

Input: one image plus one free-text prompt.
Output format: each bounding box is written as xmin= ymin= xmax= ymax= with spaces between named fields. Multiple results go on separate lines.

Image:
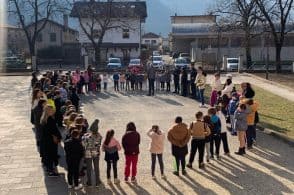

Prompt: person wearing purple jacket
xmin=122 ymin=122 xmax=140 ymax=183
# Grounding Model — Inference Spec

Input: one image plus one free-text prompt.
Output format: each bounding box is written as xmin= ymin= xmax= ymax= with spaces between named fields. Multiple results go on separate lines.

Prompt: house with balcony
xmin=70 ymin=1 xmax=147 ymax=65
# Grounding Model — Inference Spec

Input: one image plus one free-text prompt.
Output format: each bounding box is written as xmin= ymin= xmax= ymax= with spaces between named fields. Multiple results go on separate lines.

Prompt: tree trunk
xmin=94 ymin=47 xmax=101 ymax=69
xmin=275 ymin=45 xmax=282 ymax=73
xmin=244 ymin=30 xmax=252 ymax=69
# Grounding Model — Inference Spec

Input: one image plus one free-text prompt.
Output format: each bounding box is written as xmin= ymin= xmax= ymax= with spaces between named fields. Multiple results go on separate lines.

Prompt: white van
xmin=227 ymin=58 xmax=239 ymax=71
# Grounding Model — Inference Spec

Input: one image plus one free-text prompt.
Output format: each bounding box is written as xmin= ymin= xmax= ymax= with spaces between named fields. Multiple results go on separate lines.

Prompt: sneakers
xmin=173 ymin=171 xmax=179 ymax=176
xmin=231 ymin=132 xmax=237 ymax=136
xmin=131 ymin=177 xmax=137 ymax=183
xmin=114 ymin=178 xmax=120 ymax=184
xmin=107 ymin=179 xmax=112 ymax=185
xmin=182 ymin=170 xmax=187 ymax=176
xmin=186 ymin=163 xmax=193 ymax=169
xmin=224 ymin=152 xmax=231 ymax=156
xmin=48 ymin=172 xmax=59 ymax=177
xmin=74 ymin=184 xmax=83 ymax=190
xmin=199 ymin=104 xmax=206 ymax=108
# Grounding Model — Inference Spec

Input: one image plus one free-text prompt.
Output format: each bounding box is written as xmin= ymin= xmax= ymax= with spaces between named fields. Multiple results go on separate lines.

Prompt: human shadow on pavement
xmin=154 ymin=96 xmax=184 ymax=106
xmin=126 ymin=182 xmax=151 ymax=195
xmin=153 ymin=179 xmax=175 ymax=195
xmin=163 ymin=178 xmax=184 ymax=195
xmin=109 ymin=183 xmax=128 ymax=195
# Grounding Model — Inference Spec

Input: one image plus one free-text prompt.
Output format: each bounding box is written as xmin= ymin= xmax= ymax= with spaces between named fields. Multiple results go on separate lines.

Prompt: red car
xmin=128 ymin=59 xmax=143 ymax=71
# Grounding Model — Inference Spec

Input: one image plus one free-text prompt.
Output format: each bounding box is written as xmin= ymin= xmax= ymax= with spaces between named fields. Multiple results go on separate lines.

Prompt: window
xmin=50 ymin=33 xmax=56 ymax=42
xmin=151 ymin=40 xmax=157 ymax=44
xmin=145 ymin=40 xmax=150 ymax=43
xmin=37 ymin=33 xmax=43 ymax=42
xmin=122 ymin=29 xmax=129 ymax=39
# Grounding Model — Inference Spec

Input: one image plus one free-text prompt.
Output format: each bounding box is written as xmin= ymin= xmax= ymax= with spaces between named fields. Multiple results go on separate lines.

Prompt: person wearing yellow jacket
xmin=241 ymin=98 xmax=259 ymax=149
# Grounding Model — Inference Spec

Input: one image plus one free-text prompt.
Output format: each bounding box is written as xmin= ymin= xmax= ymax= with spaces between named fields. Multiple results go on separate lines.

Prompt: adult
xmin=221 ymin=78 xmax=234 ymax=98
xmin=173 ymin=67 xmax=181 ymax=94
xmin=122 ymin=122 xmax=140 ymax=182
xmin=190 ymin=64 xmax=197 ymax=99
xmin=40 ymin=105 xmax=62 ymax=177
xmin=195 ymin=67 xmax=207 ymax=107
xmin=165 ymin=69 xmax=171 ymax=92
xmin=167 ymin=116 xmax=190 ymax=176
xmin=147 ymin=65 xmax=156 ymax=96
xmin=181 ymin=68 xmax=188 ymax=97
xmin=241 ymin=82 xmax=255 ymax=99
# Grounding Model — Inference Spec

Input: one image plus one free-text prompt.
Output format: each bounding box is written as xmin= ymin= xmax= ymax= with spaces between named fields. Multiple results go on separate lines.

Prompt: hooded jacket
xmin=122 ymin=130 xmax=140 ymax=155
xmin=167 ymin=123 xmax=190 ymax=147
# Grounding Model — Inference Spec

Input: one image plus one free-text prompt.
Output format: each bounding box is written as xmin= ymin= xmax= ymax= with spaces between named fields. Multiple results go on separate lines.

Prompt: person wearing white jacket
xmin=221 ymin=78 xmax=234 ymax=98
xmin=216 ymin=106 xmax=230 ymax=155
xmin=147 ymin=125 xmax=165 ymax=179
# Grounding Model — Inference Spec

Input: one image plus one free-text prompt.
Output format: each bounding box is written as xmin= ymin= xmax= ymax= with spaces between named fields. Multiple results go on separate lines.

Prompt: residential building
xmin=70 ymin=1 xmax=147 ymax=65
xmin=171 ymin=15 xmax=294 ymax=68
xmin=142 ymin=32 xmax=162 ymax=49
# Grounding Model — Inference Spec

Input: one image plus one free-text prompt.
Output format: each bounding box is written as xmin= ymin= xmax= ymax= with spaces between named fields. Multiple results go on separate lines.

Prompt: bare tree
xmin=69 ymin=0 xmax=142 ymax=67
xmin=211 ymin=0 xmax=259 ymax=68
xmin=254 ymin=0 xmax=294 ymax=73
xmin=8 ymin=0 xmax=60 ymax=68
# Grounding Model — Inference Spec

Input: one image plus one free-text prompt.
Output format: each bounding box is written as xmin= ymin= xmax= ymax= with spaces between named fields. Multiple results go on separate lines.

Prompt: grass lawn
xmin=204 ymin=85 xmax=294 ymax=138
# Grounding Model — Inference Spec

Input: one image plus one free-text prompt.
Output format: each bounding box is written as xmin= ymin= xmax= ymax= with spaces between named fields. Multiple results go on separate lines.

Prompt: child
xmin=208 ymin=107 xmax=222 ymax=160
xmin=147 ymin=125 xmax=165 ymax=179
xmin=122 ymin=122 xmax=140 ymax=182
xmin=203 ymin=115 xmax=213 ymax=163
xmin=228 ymin=92 xmax=239 ymax=135
xmin=234 ymin=104 xmax=248 ymax=155
xmin=103 ymin=73 xmax=108 ymax=91
xmin=187 ymin=112 xmax=211 ymax=169
xmin=160 ymin=72 xmax=166 ymax=91
xmin=120 ymin=73 xmax=126 ymax=91
xmin=64 ymin=129 xmax=84 ymax=190
xmin=113 ymin=72 xmax=120 ymax=91
xmin=125 ymin=72 xmax=131 ymax=91
xmin=216 ymin=106 xmax=230 ymax=156
xmin=210 ymin=73 xmax=222 ymax=107
xmin=84 ymin=71 xmax=90 ymax=93
xmin=96 ymin=74 xmax=102 ymax=92
xmin=103 ymin=129 xmax=121 ymax=185
xmin=82 ymin=119 xmax=102 ymax=187
xmin=70 ymin=87 xmax=80 ymax=112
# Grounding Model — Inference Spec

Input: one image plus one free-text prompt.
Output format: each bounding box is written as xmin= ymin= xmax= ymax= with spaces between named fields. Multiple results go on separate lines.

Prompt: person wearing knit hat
xmin=82 ymin=119 xmax=102 ymax=187
xmin=89 ymin=119 xmax=99 ymax=133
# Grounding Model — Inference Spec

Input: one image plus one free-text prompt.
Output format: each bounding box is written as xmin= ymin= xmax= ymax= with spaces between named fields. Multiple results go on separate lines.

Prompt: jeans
xmin=126 ymin=81 xmax=130 ymax=91
xmin=85 ymin=156 xmax=100 ymax=185
xmin=148 ymin=79 xmax=155 ymax=95
xmin=189 ymin=139 xmax=205 ymax=165
xmin=175 ymin=156 xmax=186 ymax=172
xmin=125 ymin=155 xmax=138 ymax=178
xmin=85 ymin=82 xmax=89 ymax=93
xmin=199 ymin=88 xmax=205 ymax=105
xmin=106 ymin=160 xmax=118 ymax=179
xmin=120 ymin=82 xmax=125 ymax=90
xmin=246 ymin=125 xmax=255 ymax=147
xmin=114 ymin=81 xmax=119 ymax=91
xmin=166 ymin=82 xmax=170 ymax=91
xmin=66 ymin=157 xmax=80 ymax=186
xmin=210 ymin=134 xmax=221 ymax=157
xmin=174 ymin=80 xmax=180 ymax=93
xmin=230 ymin=114 xmax=236 ymax=133
xmin=220 ymin=132 xmax=230 ymax=153
xmin=151 ymin=153 xmax=164 ymax=176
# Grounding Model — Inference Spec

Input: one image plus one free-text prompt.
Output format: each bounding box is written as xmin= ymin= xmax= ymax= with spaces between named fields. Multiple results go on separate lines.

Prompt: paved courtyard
xmin=0 ymin=76 xmax=293 ymax=195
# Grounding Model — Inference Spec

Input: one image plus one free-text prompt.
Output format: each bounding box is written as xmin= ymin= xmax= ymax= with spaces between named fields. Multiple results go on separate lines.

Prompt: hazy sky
xmin=145 ymin=0 xmax=214 ymax=36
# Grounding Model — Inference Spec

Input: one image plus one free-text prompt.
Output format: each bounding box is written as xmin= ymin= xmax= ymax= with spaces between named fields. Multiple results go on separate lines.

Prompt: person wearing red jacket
xmin=122 ymin=122 xmax=140 ymax=183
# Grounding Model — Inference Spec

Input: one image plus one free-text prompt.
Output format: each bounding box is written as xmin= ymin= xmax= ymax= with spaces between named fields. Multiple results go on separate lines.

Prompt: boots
xmin=235 ymin=147 xmax=246 ymax=155
xmin=235 ymin=148 xmax=243 ymax=155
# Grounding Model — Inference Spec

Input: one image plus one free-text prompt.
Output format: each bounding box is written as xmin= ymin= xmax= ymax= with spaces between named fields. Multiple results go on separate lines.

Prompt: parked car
xmin=151 ymin=56 xmax=164 ymax=69
xmin=226 ymin=58 xmax=239 ymax=71
xmin=0 ymin=56 xmax=28 ymax=70
xmin=107 ymin=58 xmax=122 ymax=69
xmin=152 ymin=50 xmax=160 ymax=56
xmin=128 ymin=59 xmax=143 ymax=68
xmin=174 ymin=58 xmax=190 ymax=69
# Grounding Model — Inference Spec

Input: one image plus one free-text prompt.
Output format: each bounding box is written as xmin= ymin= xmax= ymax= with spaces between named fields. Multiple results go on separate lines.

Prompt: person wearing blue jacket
xmin=228 ymin=92 xmax=239 ymax=136
xmin=113 ymin=73 xmax=120 ymax=91
xmin=208 ymin=107 xmax=222 ymax=160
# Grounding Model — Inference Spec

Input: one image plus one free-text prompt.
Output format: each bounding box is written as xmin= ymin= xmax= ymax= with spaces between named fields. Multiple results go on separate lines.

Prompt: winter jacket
xmin=147 ymin=131 xmax=165 ymax=154
xmin=167 ymin=123 xmax=190 ymax=147
xmin=228 ymin=99 xmax=239 ymax=115
xmin=234 ymin=109 xmax=249 ymax=131
xmin=103 ymin=138 xmax=121 ymax=161
xmin=210 ymin=115 xmax=221 ymax=134
xmin=190 ymin=120 xmax=211 ymax=139
xmin=222 ymin=83 xmax=234 ymax=98
xmin=122 ymin=130 xmax=140 ymax=155
xmin=64 ymin=138 xmax=84 ymax=160
xmin=195 ymin=74 xmax=206 ymax=89
xmin=211 ymin=79 xmax=223 ymax=92
xmin=82 ymin=133 xmax=102 ymax=158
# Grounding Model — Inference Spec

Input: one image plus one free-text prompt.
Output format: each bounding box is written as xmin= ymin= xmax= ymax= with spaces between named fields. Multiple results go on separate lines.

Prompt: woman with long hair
xmin=103 ymin=129 xmax=121 ymax=185
xmin=40 ymin=105 xmax=62 ymax=177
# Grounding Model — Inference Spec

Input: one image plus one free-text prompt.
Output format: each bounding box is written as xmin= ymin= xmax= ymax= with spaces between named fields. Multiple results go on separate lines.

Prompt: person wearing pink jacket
xmin=103 ymin=129 xmax=121 ymax=185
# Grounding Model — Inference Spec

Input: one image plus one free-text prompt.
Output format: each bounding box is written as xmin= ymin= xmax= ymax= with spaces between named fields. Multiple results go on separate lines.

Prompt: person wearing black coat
xmin=41 ymin=105 xmax=62 ymax=177
xmin=33 ymin=98 xmax=47 ymax=148
xmin=241 ymin=82 xmax=255 ymax=99
xmin=173 ymin=68 xmax=181 ymax=94
xmin=64 ymin=130 xmax=84 ymax=188
xmin=54 ymin=91 xmax=64 ymax=127
xmin=190 ymin=66 xmax=197 ymax=99
xmin=70 ymin=87 xmax=80 ymax=112
xmin=181 ymin=68 xmax=188 ymax=97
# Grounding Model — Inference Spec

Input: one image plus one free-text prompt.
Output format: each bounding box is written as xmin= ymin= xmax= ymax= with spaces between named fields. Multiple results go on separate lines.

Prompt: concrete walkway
xmin=0 ymin=76 xmax=293 ymax=195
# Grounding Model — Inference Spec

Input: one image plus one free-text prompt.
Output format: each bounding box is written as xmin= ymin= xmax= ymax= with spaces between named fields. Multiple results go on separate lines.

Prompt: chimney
xmin=63 ymin=14 xmax=68 ymax=28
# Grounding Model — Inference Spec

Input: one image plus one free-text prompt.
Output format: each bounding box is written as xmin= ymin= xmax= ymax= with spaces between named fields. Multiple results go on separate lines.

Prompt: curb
xmin=257 ymin=125 xmax=294 ymax=147
xmin=0 ymin=72 xmax=32 ymax=76
xmin=241 ymin=72 xmax=294 ymax=93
